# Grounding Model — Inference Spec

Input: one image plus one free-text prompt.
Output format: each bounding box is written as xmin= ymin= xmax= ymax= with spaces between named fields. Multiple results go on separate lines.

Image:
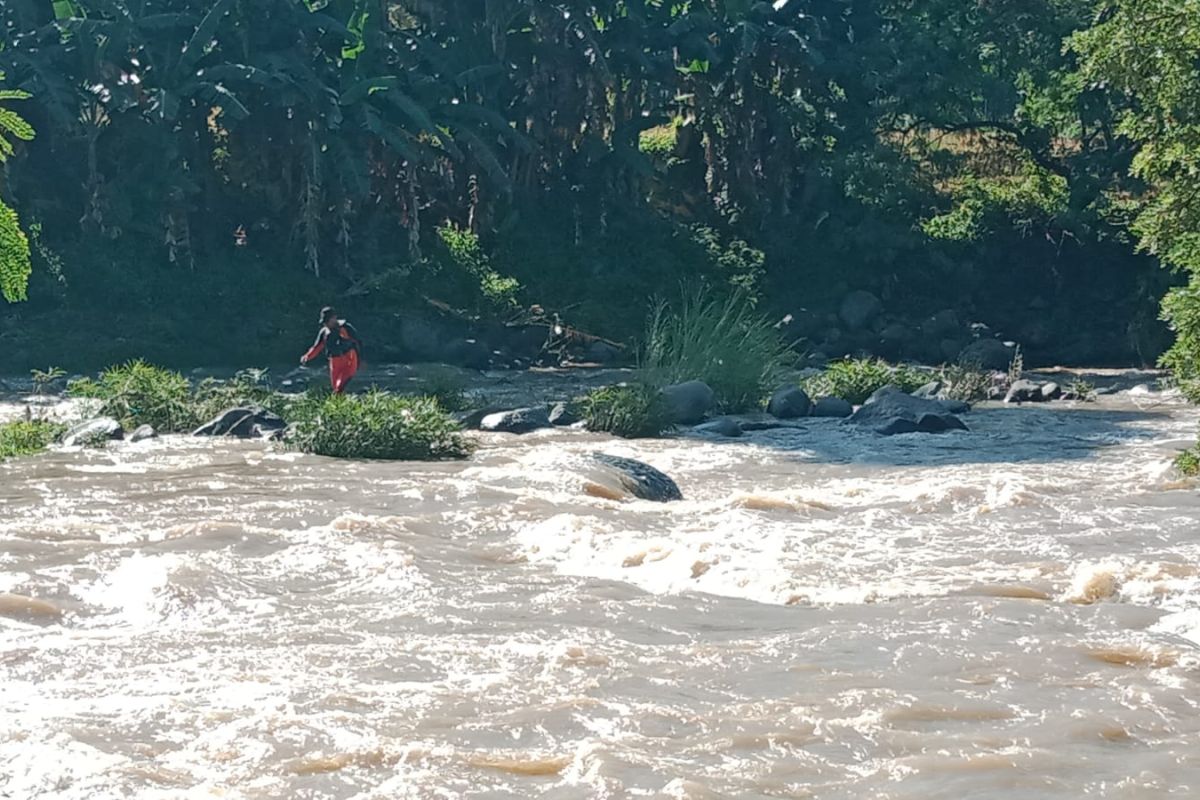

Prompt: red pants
xmin=329 ymin=350 xmax=359 ymax=394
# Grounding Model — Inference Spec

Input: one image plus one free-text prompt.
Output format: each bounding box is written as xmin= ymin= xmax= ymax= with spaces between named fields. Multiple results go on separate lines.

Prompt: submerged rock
xmin=845 ymin=387 xmax=968 ymax=435
xmin=62 ymin=418 xmax=123 ymax=447
xmin=767 ymin=386 xmax=811 ymax=419
xmin=548 ymin=402 xmax=581 ymax=427
xmin=694 ymin=417 xmax=743 ymax=438
xmin=582 ymin=453 xmax=683 ymax=502
xmin=194 ymin=407 xmax=286 ymax=439
xmin=662 ymin=381 xmax=715 ymax=425
xmin=480 ymin=407 xmax=552 ymax=434
xmin=129 ymin=424 xmax=158 ymax=442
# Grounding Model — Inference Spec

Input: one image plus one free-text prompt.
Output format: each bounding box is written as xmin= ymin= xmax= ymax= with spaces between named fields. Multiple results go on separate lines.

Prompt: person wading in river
xmin=300 ymin=307 xmax=363 ymax=394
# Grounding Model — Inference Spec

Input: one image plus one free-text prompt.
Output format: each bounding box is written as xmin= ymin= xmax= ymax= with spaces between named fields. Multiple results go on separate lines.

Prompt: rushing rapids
xmin=1 ymin=369 xmax=1199 ymax=798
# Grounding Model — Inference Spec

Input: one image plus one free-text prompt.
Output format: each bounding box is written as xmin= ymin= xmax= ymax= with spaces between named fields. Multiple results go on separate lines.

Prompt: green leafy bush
xmin=644 ymin=289 xmax=791 ymax=412
xmin=0 ymin=420 xmax=64 ymax=460
xmin=582 ymin=384 xmax=673 ymax=439
xmin=805 ymin=358 xmax=927 ymax=405
xmin=1160 ymin=281 xmax=1200 ymax=403
xmin=1176 ymin=445 xmax=1200 ymax=478
xmin=285 ymin=390 xmax=473 ymax=460
xmin=68 ymin=360 xmax=196 ymax=432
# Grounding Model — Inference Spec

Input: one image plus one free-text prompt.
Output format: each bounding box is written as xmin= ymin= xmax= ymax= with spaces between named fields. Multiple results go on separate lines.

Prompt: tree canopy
xmin=0 ymin=0 xmax=1190 ymax=374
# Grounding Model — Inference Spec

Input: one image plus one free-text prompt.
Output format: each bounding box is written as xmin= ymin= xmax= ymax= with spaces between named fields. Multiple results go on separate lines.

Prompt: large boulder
xmin=480 ymin=407 xmax=552 ymax=434
xmin=662 ymin=381 xmax=715 ymax=425
xmin=63 ymin=417 xmax=123 ymax=447
xmin=582 ymin=453 xmax=683 ymax=502
xmin=194 ymin=407 xmax=286 ymax=439
xmin=767 ymin=386 xmax=811 ymax=419
xmin=811 ymin=396 xmax=853 ymax=418
xmin=845 ymin=387 xmax=968 ymax=435
xmin=958 ymin=338 xmax=1017 ymax=370
xmin=839 ymin=290 xmax=883 ymax=331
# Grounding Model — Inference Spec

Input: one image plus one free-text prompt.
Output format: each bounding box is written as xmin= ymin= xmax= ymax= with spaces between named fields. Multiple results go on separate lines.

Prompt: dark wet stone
xmin=585 ymin=453 xmax=683 ymax=502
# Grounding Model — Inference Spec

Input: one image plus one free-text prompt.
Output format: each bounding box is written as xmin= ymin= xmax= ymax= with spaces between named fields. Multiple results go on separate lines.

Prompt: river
xmin=1 ymin=369 xmax=1199 ymax=798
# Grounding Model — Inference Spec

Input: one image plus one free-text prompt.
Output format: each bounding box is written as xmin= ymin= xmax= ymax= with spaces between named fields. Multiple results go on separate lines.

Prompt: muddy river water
xmin=1 ymin=370 xmax=1199 ymax=798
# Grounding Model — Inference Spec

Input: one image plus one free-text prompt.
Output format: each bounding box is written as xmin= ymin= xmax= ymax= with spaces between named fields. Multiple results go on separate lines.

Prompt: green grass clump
xmin=285 ymin=390 xmax=473 ymax=460
xmin=805 ymin=357 xmax=927 ymax=405
xmin=68 ymin=360 xmax=196 ymax=432
xmin=644 ymin=289 xmax=792 ymax=413
xmin=582 ymin=384 xmax=673 ymax=439
xmin=0 ymin=420 xmax=65 ymax=460
xmin=1177 ymin=444 xmax=1200 ymax=478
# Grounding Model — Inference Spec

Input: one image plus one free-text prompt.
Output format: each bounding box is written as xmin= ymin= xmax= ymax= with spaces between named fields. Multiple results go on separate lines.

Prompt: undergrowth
xmin=0 ymin=420 xmax=65 ymax=460
xmin=804 ymin=357 xmax=927 ymax=405
xmin=582 ymin=384 xmax=673 ymax=439
xmin=285 ymin=390 xmax=473 ymax=460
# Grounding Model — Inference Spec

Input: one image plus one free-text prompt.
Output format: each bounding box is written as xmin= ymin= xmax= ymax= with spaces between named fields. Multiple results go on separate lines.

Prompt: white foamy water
xmin=2 ymin=381 xmax=1199 ymax=798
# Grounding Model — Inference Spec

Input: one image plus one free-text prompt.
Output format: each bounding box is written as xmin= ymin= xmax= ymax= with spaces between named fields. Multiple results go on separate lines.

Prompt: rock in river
xmin=480 ymin=406 xmax=552 ymax=434
xmin=62 ymin=417 xmax=123 ymax=447
xmin=694 ymin=417 xmax=743 ymax=438
xmin=767 ymin=386 xmax=811 ymax=419
xmin=662 ymin=381 xmax=715 ymax=425
xmin=845 ymin=387 xmax=968 ymax=435
xmin=582 ymin=453 xmax=683 ymax=502
xmin=129 ymin=424 xmax=158 ymax=442
xmin=194 ymin=407 xmax=286 ymax=439
xmin=811 ymin=396 xmax=854 ymax=418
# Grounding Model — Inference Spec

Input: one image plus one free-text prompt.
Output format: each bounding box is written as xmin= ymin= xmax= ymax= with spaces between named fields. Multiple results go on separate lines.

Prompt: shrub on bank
xmin=582 ymin=384 xmax=673 ymax=439
xmin=644 ymin=289 xmax=792 ymax=412
xmin=285 ymin=390 xmax=473 ymax=460
xmin=1177 ymin=444 xmax=1200 ymax=478
xmin=938 ymin=361 xmax=992 ymax=403
xmin=68 ymin=360 xmax=196 ymax=432
xmin=0 ymin=420 xmax=65 ymax=461
xmin=805 ymin=357 xmax=927 ymax=405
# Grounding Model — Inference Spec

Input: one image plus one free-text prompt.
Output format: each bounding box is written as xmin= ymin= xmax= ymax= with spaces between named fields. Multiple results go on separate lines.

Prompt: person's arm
xmin=301 ymin=329 xmax=327 ymax=363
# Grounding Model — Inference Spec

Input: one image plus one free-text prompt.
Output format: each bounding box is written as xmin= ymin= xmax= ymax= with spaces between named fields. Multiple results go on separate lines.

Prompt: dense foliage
xmin=69 ymin=360 xmax=197 ymax=431
xmin=0 ymin=420 xmax=64 ymax=461
xmin=0 ymin=72 xmax=34 ymax=303
xmin=582 ymin=384 xmax=672 ymax=439
xmin=285 ymin=390 xmax=472 ymax=460
xmin=0 ymin=0 xmax=1181 ymax=372
xmin=1072 ymin=0 xmax=1200 ymax=389
xmin=805 ymin=358 xmax=927 ymax=406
